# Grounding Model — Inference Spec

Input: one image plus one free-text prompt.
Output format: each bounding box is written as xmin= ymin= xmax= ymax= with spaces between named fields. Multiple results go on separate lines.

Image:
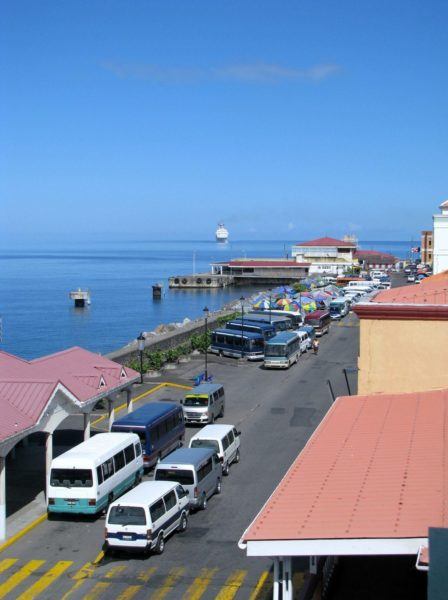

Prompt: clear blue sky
xmin=1 ymin=0 xmax=447 ymax=242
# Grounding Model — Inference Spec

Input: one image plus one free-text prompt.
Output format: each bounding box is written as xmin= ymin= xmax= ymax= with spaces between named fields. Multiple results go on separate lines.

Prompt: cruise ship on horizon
xmin=215 ymin=223 xmax=229 ymax=243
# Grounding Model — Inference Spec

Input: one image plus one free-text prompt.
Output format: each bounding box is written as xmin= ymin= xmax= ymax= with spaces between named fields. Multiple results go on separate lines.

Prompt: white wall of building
xmin=433 ymin=203 xmax=448 ymax=274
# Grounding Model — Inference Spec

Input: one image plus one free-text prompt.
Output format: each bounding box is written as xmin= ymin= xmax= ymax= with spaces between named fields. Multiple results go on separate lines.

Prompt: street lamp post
xmin=137 ymin=332 xmax=145 ymax=384
xmin=268 ymin=288 xmax=272 ymax=323
xmin=203 ymin=306 xmax=209 ymax=380
xmin=240 ymin=296 xmax=245 ymax=358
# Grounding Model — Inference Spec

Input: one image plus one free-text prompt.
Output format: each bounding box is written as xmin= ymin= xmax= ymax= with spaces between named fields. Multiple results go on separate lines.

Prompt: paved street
xmin=0 ymin=313 xmax=360 ymax=599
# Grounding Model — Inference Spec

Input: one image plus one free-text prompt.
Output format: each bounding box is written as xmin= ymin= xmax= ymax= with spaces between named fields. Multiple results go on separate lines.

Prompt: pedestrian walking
xmin=312 ymin=339 xmax=319 ymax=355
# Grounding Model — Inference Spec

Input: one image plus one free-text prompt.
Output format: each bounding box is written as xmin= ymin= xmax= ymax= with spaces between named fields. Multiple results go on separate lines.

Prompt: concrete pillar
xmin=282 ymin=557 xmax=293 ymax=600
xmin=126 ymin=389 xmax=133 ymax=414
xmin=83 ymin=413 xmax=91 ymax=441
xmin=273 ymin=558 xmax=280 ymax=600
xmin=45 ymin=433 xmax=53 ymax=499
xmin=108 ymin=398 xmax=115 ymax=431
xmin=0 ymin=456 xmax=5 ymax=541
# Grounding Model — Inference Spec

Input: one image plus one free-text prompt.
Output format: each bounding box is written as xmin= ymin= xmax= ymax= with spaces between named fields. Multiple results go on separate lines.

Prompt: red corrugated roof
xmin=0 ymin=347 xmax=139 ymax=444
xmin=228 ymin=260 xmax=309 ymax=268
xmin=295 ymin=236 xmax=356 ymax=248
xmin=374 ymin=271 xmax=448 ymax=305
xmin=242 ymin=389 xmax=448 ymax=542
xmin=355 ymin=250 xmax=396 ymax=260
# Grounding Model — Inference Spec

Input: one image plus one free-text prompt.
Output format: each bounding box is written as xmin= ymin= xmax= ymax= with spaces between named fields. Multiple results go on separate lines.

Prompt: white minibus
xmin=47 ymin=433 xmax=143 ymax=516
xmin=264 ymin=331 xmax=303 ymax=369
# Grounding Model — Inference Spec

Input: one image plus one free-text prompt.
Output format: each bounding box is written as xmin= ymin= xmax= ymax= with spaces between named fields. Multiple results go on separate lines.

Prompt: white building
xmin=291 ymin=236 xmax=357 ymax=275
xmin=433 ymin=200 xmax=448 ymax=274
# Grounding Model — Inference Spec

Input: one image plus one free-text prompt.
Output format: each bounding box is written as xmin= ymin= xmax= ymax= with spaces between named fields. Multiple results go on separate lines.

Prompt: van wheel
xmin=178 ymin=513 xmax=188 ymax=533
xmin=215 ymin=478 xmax=222 ymax=494
xmin=223 ymin=462 xmax=230 ymax=476
xmin=154 ymin=533 xmax=165 ymax=554
xmin=134 ymin=472 xmax=142 ymax=487
xmin=210 ymin=414 xmax=215 ymax=424
xmin=234 ymin=449 xmax=240 ymax=464
xmin=200 ymin=494 xmax=207 ymax=510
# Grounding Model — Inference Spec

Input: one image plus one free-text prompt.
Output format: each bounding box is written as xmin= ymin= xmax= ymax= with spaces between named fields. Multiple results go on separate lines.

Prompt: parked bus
xmin=329 ymin=298 xmax=349 ymax=320
xmin=225 ymin=319 xmax=275 ymax=340
xmin=47 ymin=433 xmax=143 ymax=516
xmin=264 ymin=331 xmax=303 ymax=369
xmin=210 ymin=328 xmax=264 ymax=360
xmin=249 ymin=309 xmax=303 ymax=328
xmin=240 ymin=313 xmax=293 ymax=332
xmin=304 ymin=310 xmax=331 ymax=337
xmin=111 ymin=402 xmax=185 ymax=469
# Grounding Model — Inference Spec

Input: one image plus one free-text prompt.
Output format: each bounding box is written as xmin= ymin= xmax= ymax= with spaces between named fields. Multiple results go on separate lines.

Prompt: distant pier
xmin=69 ymin=289 xmax=90 ymax=307
xmin=169 ymin=273 xmax=233 ymax=288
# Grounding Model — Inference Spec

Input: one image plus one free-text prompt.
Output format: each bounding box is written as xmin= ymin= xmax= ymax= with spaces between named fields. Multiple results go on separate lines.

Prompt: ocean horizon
xmin=0 ymin=239 xmax=415 ymax=360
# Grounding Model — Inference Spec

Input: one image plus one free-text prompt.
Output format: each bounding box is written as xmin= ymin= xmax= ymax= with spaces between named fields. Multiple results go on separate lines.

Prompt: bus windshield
xmin=108 ymin=506 xmax=146 ymax=526
xmin=184 ymin=395 xmax=208 ymax=407
xmin=50 ymin=469 xmax=93 ymax=488
xmin=155 ymin=469 xmax=195 ymax=485
xmin=265 ymin=344 xmax=286 ymax=357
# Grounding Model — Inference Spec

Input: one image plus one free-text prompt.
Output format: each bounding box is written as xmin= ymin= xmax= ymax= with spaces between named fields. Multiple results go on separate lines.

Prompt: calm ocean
xmin=0 ymin=240 xmax=413 ymax=360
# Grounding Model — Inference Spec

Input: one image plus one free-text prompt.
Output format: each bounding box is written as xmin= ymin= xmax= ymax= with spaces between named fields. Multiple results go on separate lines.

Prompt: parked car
xmin=189 ymin=424 xmax=241 ymax=476
xmin=407 ymin=274 xmax=416 ymax=282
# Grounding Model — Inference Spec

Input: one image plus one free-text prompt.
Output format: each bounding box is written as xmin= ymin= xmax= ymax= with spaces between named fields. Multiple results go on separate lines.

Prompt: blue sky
xmin=1 ymin=0 xmax=447 ymax=242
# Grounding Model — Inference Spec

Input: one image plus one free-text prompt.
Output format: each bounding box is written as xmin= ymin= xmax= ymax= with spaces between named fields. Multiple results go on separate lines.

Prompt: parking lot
xmin=0 ymin=312 xmax=360 ymax=599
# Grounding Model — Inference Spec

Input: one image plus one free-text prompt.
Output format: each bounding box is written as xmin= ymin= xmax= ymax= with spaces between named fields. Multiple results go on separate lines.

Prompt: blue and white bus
xmin=112 ymin=402 xmax=185 ymax=469
xmin=48 ymin=433 xmax=143 ymax=515
xmin=249 ymin=309 xmax=303 ymax=329
xmin=225 ymin=319 xmax=275 ymax=340
xmin=210 ymin=328 xmax=264 ymax=360
xmin=329 ymin=298 xmax=349 ymax=320
xmin=243 ymin=313 xmax=293 ymax=332
xmin=263 ymin=331 xmax=303 ymax=369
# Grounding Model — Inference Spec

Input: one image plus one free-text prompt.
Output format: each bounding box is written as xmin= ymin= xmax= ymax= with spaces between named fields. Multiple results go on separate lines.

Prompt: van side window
xmin=150 ymin=499 xmax=165 ymax=522
xmin=232 ymin=427 xmax=239 ymax=438
xmin=222 ymin=435 xmax=230 ymax=451
xmin=197 ymin=458 xmax=213 ymax=482
xmin=176 ymin=485 xmax=186 ymax=498
xmin=218 ymin=388 xmax=224 ymax=397
xmin=124 ymin=444 xmax=135 ymax=464
xmin=96 ymin=466 xmax=103 ymax=485
xmin=227 ymin=430 xmax=235 ymax=445
xmin=134 ymin=443 xmax=142 ymax=457
xmin=164 ymin=491 xmax=177 ymax=511
xmin=102 ymin=458 xmax=114 ymax=480
xmin=177 ymin=411 xmax=184 ymax=425
xmin=114 ymin=451 xmax=125 ymax=472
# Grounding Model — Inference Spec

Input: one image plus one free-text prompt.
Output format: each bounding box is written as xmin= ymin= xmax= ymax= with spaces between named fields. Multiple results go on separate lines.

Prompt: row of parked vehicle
xmin=47 ymin=388 xmax=240 ymax=555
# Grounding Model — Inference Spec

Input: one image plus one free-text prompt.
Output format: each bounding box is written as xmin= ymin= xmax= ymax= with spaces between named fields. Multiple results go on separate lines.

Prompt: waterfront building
xmin=210 ymin=258 xmax=310 ymax=283
xmin=291 ymin=236 xmax=357 ymax=275
xmin=433 ymin=200 xmax=448 ymax=274
xmin=420 ymin=230 xmax=433 ymax=266
xmin=354 ymin=270 xmax=448 ymax=395
xmin=354 ymin=249 xmax=396 ymax=271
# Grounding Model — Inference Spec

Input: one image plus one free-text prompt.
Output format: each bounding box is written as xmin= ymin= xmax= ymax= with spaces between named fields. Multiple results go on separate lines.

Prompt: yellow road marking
xmin=83 ymin=581 xmax=110 ymax=600
xmin=0 ymin=514 xmax=47 ymax=555
xmin=137 ymin=566 xmax=157 ymax=583
xmin=182 ymin=568 xmax=217 ymax=600
xmin=116 ymin=585 xmax=142 ymax=600
xmin=248 ymin=571 xmax=270 ymax=600
xmin=104 ymin=565 xmax=127 ymax=578
xmin=16 ymin=560 xmax=73 ymax=600
xmin=0 ymin=559 xmax=18 ymax=574
xmin=0 ymin=559 xmax=45 ymax=599
xmin=150 ymin=567 xmax=185 ymax=600
xmin=60 ymin=551 xmax=104 ymax=600
xmin=215 ymin=570 xmax=247 ymax=600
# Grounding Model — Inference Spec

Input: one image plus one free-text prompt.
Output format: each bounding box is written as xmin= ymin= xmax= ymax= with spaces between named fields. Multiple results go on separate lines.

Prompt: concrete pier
xmin=169 ymin=273 xmax=233 ymax=288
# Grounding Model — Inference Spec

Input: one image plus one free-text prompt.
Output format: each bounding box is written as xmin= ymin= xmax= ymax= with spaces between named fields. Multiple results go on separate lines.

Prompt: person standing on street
xmin=312 ymin=339 xmax=320 ymax=355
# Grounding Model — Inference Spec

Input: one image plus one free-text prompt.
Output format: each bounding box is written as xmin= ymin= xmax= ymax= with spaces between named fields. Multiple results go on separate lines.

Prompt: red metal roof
xmin=295 ymin=236 xmax=356 ymax=248
xmin=0 ymin=347 xmax=139 ymax=444
xmin=372 ymin=271 xmax=448 ymax=306
xmin=355 ymin=250 xmax=396 ymax=261
xmin=228 ymin=260 xmax=309 ymax=268
xmin=242 ymin=389 xmax=448 ymax=543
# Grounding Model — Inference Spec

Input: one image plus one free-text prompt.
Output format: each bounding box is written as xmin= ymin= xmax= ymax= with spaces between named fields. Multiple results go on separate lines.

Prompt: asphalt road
xmin=0 ymin=312 xmax=360 ymax=599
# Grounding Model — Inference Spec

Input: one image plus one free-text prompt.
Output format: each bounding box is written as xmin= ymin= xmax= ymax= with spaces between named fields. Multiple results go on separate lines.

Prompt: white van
xmin=347 ymin=281 xmax=374 ymax=291
xmin=48 ymin=433 xmax=143 ymax=516
xmin=105 ymin=481 xmax=189 ymax=554
xmin=189 ymin=424 xmax=241 ymax=476
xmin=297 ymin=330 xmax=311 ymax=352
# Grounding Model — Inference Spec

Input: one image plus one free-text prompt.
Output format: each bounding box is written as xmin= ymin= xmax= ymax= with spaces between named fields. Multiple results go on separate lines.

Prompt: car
xmin=407 ymin=274 xmax=415 ymax=282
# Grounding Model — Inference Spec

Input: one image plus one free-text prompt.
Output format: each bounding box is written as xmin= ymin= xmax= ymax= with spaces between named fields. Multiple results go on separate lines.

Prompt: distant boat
xmin=216 ymin=223 xmax=229 ymax=243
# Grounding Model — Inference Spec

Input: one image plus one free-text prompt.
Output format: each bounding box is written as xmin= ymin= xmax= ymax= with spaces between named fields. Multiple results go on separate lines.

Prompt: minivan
xmin=189 ymin=424 xmax=241 ymax=476
xmin=104 ymin=481 xmax=189 ymax=555
xmin=181 ymin=383 xmax=225 ymax=425
xmin=154 ymin=447 xmax=222 ymax=510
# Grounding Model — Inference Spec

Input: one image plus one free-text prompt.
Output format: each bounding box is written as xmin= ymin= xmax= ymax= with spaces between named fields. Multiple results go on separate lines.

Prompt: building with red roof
xmin=291 ymin=236 xmax=357 ymax=276
xmin=354 ymin=271 xmax=448 ymax=394
xmin=210 ymin=258 xmax=310 ymax=282
xmin=355 ymin=249 xmax=397 ymax=271
xmin=0 ymin=346 xmax=139 ymax=540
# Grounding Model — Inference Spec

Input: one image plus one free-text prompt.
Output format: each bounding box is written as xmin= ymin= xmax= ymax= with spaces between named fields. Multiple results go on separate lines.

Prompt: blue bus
xmin=111 ymin=402 xmax=185 ymax=469
xmin=225 ymin=319 xmax=276 ymax=340
xmin=210 ymin=328 xmax=264 ymax=360
xmin=243 ymin=313 xmax=293 ymax=332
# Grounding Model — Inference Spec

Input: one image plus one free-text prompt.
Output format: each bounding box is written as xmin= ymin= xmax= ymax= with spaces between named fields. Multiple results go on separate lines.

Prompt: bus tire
xmin=234 ymin=449 xmax=241 ymax=464
xmin=215 ymin=478 xmax=222 ymax=494
xmin=200 ymin=494 xmax=207 ymax=510
xmin=210 ymin=414 xmax=215 ymax=424
xmin=178 ymin=512 xmax=188 ymax=533
xmin=223 ymin=462 xmax=230 ymax=476
xmin=154 ymin=533 xmax=165 ymax=554
xmin=134 ymin=472 xmax=142 ymax=487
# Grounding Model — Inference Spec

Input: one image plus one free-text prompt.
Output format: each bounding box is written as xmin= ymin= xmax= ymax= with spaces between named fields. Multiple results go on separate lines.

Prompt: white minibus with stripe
xmin=47 ymin=432 xmax=144 ymax=516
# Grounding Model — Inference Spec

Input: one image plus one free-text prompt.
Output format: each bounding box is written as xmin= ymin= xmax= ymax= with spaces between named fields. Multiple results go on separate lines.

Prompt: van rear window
xmin=108 ymin=506 xmax=146 ymax=526
xmin=190 ymin=439 xmax=220 ymax=452
xmin=155 ymin=469 xmax=194 ymax=485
